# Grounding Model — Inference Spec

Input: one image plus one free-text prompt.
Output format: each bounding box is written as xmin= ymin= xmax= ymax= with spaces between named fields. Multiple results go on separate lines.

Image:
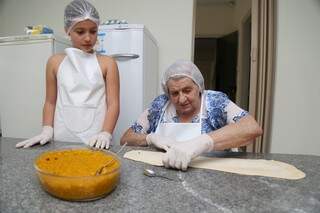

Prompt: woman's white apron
xmin=155 ymin=95 xmax=204 ymax=142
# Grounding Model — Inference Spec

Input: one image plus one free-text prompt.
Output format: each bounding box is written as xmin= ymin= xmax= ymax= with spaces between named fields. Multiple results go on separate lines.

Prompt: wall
xmin=195 ymin=3 xmax=235 ymax=37
xmin=0 ymin=1 xmax=4 ymax=33
xmin=0 ymin=0 xmax=195 ymax=93
xmin=233 ymin=0 xmax=251 ymax=29
xmin=195 ymin=0 xmax=251 ymax=38
xmin=270 ymin=0 xmax=320 ymax=155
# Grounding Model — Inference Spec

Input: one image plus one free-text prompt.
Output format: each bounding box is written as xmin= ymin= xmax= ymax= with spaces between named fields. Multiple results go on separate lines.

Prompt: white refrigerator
xmin=97 ymin=24 xmax=159 ymax=142
xmin=0 ymin=34 xmax=70 ymax=138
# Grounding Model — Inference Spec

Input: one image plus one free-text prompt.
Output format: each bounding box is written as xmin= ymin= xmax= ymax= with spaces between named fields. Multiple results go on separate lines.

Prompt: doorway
xmin=194 ymin=32 xmax=239 ymax=103
xmin=194 ymin=0 xmax=276 ymax=153
xmin=194 ymin=0 xmax=251 ymax=107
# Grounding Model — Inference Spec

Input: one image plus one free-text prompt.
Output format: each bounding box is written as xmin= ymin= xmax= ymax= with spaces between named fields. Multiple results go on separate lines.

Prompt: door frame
xmin=236 ymin=10 xmax=252 ymax=110
xmin=247 ymin=0 xmax=276 ymax=153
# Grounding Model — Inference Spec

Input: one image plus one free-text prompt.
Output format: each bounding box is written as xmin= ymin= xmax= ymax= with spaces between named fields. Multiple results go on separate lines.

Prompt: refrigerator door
xmin=0 ymin=35 xmax=70 ymax=138
xmin=98 ymin=27 xmax=145 ymax=142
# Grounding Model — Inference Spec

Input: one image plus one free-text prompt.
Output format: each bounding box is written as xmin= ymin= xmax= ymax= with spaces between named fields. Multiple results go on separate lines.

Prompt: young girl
xmin=16 ymin=0 xmax=120 ymax=149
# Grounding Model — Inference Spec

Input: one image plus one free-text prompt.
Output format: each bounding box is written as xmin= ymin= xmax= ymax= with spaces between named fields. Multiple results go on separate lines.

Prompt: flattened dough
xmin=124 ymin=150 xmax=305 ymax=180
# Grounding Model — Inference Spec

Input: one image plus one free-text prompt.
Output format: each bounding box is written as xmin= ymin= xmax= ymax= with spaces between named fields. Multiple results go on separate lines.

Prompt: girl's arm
xmin=101 ymin=56 xmax=120 ymax=134
xmin=16 ymin=54 xmax=62 ymax=148
xmin=42 ymin=55 xmax=60 ymax=126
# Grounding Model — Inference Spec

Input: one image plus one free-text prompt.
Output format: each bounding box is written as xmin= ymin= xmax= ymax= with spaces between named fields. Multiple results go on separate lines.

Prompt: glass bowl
xmin=34 ymin=146 xmax=121 ymax=201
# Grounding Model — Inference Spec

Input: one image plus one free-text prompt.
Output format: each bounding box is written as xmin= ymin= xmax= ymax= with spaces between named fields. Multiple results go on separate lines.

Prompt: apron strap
xmin=156 ymin=92 xmax=205 ymax=132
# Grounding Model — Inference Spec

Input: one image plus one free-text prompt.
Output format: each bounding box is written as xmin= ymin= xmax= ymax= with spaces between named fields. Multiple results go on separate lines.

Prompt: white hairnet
xmin=64 ymin=0 xmax=100 ymax=34
xmin=161 ymin=60 xmax=205 ymax=94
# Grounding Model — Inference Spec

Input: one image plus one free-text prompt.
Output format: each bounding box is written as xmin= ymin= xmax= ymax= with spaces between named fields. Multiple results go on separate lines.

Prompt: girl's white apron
xmin=53 ymin=48 xmax=106 ymax=143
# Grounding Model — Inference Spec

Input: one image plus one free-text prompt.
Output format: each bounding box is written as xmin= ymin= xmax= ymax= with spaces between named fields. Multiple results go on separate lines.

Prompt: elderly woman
xmin=120 ymin=60 xmax=262 ymax=170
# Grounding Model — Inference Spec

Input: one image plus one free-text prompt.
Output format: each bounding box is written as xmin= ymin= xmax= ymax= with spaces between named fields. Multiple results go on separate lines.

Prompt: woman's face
xmin=167 ymin=77 xmax=201 ymax=117
xmin=68 ymin=20 xmax=98 ymax=53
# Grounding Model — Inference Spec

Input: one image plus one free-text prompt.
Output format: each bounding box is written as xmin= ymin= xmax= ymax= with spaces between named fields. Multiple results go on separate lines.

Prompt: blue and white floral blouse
xmin=131 ymin=90 xmax=248 ymax=134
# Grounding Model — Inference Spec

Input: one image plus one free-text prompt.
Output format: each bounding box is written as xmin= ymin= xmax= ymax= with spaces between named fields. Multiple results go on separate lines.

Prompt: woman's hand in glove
xmin=146 ymin=133 xmax=178 ymax=151
xmin=162 ymin=134 xmax=214 ymax=171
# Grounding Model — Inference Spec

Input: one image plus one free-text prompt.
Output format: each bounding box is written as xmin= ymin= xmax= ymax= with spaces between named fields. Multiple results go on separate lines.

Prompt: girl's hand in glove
xmin=88 ymin=131 xmax=112 ymax=149
xmin=16 ymin=126 xmax=53 ymax=148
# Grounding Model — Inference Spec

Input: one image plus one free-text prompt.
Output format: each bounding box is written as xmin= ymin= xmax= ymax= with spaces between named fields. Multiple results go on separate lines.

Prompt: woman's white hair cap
xmin=161 ymin=59 xmax=205 ymax=94
xmin=64 ymin=0 xmax=100 ymax=34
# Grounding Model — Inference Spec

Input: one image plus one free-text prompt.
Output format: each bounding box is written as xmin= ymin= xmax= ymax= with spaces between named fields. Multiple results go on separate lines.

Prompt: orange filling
xmin=34 ymin=149 xmax=120 ymax=201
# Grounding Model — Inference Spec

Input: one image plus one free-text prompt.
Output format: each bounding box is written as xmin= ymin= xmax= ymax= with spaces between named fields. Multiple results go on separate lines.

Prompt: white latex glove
xmin=88 ymin=131 xmax=112 ymax=149
xmin=146 ymin=133 xmax=178 ymax=151
xmin=16 ymin=126 xmax=53 ymax=148
xmin=162 ymin=134 xmax=214 ymax=171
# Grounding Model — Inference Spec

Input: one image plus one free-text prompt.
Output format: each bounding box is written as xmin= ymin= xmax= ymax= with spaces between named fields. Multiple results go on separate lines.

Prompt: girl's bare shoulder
xmin=47 ymin=53 xmax=66 ymax=74
xmin=96 ymin=54 xmax=116 ymax=65
xmin=48 ymin=53 xmax=66 ymax=63
xmin=48 ymin=53 xmax=66 ymax=65
xmin=96 ymin=54 xmax=117 ymax=75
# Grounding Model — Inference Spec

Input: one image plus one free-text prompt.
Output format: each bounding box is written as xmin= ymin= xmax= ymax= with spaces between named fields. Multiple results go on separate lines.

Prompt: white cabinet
xmin=97 ymin=24 xmax=158 ymax=142
xmin=0 ymin=34 xmax=70 ymax=138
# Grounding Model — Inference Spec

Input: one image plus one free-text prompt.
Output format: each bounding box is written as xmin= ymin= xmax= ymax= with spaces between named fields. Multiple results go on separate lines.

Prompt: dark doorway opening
xmin=194 ymin=31 xmax=238 ymax=102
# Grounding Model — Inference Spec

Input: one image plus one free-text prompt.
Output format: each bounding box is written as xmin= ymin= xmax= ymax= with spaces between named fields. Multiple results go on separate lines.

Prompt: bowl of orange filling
xmin=34 ymin=147 xmax=121 ymax=201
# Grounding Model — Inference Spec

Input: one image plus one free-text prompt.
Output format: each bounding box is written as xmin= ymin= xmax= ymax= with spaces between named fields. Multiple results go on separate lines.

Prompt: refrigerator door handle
xmin=109 ymin=53 xmax=139 ymax=60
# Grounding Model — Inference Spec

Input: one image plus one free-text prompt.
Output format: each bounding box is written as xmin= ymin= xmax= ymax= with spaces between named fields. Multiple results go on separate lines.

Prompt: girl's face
xmin=68 ymin=19 xmax=98 ymax=53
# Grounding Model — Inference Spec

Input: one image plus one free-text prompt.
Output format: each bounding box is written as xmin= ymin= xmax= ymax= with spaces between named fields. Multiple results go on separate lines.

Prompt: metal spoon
xmin=95 ymin=143 xmax=127 ymax=175
xmin=143 ymin=168 xmax=176 ymax=181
